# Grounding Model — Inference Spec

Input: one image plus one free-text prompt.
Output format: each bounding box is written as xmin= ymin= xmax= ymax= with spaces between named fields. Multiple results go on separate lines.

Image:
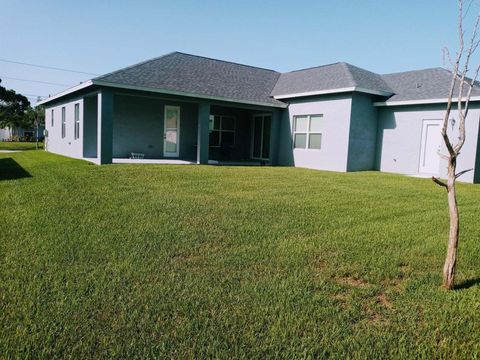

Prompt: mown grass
xmin=1 ymin=151 xmax=480 ymax=358
xmin=0 ymin=141 xmax=43 ymax=151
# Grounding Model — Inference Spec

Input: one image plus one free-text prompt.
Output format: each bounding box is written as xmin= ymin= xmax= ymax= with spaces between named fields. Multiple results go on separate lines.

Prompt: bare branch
xmin=442 ymin=1 xmax=465 ymax=156
xmin=442 ymin=129 xmax=456 ymax=157
xmin=443 ymin=47 xmax=455 ymax=68
xmin=437 ymin=151 xmax=450 ymax=160
xmin=461 ymin=60 xmax=480 ymax=120
xmin=454 ymin=14 xmax=480 ymax=154
xmin=455 ymin=168 xmax=474 ymax=179
xmin=432 ymin=176 xmax=448 ymax=189
xmin=463 ymin=0 xmax=476 ymax=19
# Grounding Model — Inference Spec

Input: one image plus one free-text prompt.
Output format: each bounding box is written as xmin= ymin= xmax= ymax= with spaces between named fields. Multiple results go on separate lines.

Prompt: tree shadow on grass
xmin=455 ymin=277 xmax=480 ymax=290
xmin=0 ymin=158 xmax=32 ymax=180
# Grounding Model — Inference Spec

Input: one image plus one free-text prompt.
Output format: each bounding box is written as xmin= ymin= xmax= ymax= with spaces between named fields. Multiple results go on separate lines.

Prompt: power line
xmin=25 ymin=95 xmax=45 ymax=101
xmin=23 ymin=93 xmax=47 ymax=98
xmin=0 ymin=76 xmax=73 ymax=87
xmin=0 ymin=58 xmax=100 ymax=76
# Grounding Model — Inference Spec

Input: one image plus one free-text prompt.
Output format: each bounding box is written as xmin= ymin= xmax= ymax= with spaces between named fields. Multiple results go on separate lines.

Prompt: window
xmin=61 ymin=107 xmax=66 ymax=138
xmin=51 ymin=109 xmax=54 ymax=127
xmin=74 ymin=104 xmax=80 ymax=139
xmin=209 ymin=115 xmax=235 ymax=147
xmin=293 ymin=114 xmax=323 ymax=150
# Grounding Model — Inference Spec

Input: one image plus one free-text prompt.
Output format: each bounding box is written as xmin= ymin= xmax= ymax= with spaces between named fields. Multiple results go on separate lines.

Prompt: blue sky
xmin=0 ymin=0 xmax=466 ymax=103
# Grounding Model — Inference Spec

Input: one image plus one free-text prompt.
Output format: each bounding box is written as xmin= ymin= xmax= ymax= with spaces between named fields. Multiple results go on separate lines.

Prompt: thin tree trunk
xmin=443 ymin=160 xmax=459 ymax=289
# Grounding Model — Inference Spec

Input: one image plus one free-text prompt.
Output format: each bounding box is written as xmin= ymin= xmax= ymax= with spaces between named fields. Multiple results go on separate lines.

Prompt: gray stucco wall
xmin=112 ymin=95 xmax=198 ymax=160
xmin=45 ymin=97 xmax=84 ymax=159
xmin=376 ymin=103 xmax=480 ymax=183
xmin=347 ymin=93 xmax=379 ymax=171
xmin=277 ymin=94 xmax=353 ymax=172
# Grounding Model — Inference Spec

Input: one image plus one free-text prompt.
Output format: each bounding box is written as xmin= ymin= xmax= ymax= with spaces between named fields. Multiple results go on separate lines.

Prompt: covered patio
xmin=82 ymin=89 xmax=282 ymax=166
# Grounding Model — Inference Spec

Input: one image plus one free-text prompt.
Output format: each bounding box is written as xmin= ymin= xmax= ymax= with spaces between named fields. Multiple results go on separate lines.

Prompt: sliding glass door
xmin=251 ymin=114 xmax=271 ymax=160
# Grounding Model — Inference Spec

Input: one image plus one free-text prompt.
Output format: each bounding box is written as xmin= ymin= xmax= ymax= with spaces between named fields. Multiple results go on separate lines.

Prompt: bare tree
xmin=432 ymin=0 xmax=480 ymax=289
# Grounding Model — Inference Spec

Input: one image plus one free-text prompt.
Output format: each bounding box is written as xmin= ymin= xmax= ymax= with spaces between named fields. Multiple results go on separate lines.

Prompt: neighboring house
xmin=38 ymin=52 xmax=480 ymax=183
xmin=0 ymin=125 xmax=45 ymax=141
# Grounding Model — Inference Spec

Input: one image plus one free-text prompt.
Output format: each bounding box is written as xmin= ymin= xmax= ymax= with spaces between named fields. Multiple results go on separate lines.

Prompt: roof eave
xmin=272 ymin=86 xmax=392 ymax=100
xmin=374 ymin=96 xmax=480 ymax=107
xmin=94 ymin=80 xmax=286 ymax=108
xmin=36 ymin=80 xmax=94 ymax=105
xmin=38 ymin=79 xmax=287 ymax=109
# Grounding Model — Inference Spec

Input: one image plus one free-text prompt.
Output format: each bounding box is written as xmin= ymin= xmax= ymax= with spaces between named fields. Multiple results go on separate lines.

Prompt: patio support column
xmin=197 ymin=102 xmax=210 ymax=164
xmin=269 ymin=109 xmax=281 ymax=165
xmin=97 ymin=89 xmax=114 ymax=164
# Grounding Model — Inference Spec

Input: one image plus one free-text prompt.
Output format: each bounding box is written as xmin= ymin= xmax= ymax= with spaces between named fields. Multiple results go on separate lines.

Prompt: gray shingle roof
xmin=40 ymin=51 xmax=480 ymax=107
xmin=381 ymin=67 xmax=480 ymax=102
xmin=95 ymin=52 xmax=284 ymax=106
xmin=271 ymin=62 xmax=393 ymax=97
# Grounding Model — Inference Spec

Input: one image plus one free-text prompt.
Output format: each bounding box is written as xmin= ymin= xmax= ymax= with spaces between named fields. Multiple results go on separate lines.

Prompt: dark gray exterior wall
xmin=83 ymin=96 xmax=98 ymax=158
xmin=111 ymin=93 xmax=276 ymax=162
xmin=112 ymin=94 xmax=198 ymax=160
xmin=347 ymin=93 xmax=379 ymax=171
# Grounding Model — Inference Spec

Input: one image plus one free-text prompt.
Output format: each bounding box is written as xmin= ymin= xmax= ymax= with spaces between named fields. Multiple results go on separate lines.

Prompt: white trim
xmin=273 ymin=87 xmax=392 ymax=100
xmin=74 ymin=103 xmax=80 ymax=140
xmin=113 ymin=158 xmax=194 ymax=165
xmin=36 ymin=81 xmax=93 ymax=105
xmin=374 ymin=96 xmax=480 ymax=107
xmin=418 ymin=119 xmax=442 ymax=175
xmin=163 ymin=105 xmax=180 ymax=157
xmin=61 ymin=106 xmax=66 ymax=138
xmin=292 ymin=114 xmax=323 ymax=150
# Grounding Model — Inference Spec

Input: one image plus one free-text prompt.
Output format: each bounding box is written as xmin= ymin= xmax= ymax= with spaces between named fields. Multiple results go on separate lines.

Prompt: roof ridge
xmin=174 ymin=51 xmax=279 ymax=73
xmin=340 ymin=62 xmax=356 ymax=85
xmin=382 ymin=67 xmax=449 ymax=77
xmin=94 ymin=52 xmax=178 ymax=80
xmin=284 ymin=62 xmax=344 ymax=74
xmin=342 ymin=62 xmax=383 ymax=76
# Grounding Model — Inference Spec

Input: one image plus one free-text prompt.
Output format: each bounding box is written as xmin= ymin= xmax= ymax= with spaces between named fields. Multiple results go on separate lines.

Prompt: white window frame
xmin=209 ymin=115 xmax=235 ymax=147
xmin=292 ymin=114 xmax=323 ymax=150
xmin=61 ymin=107 xmax=66 ymax=138
xmin=74 ymin=103 xmax=80 ymax=140
xmin=163 ymin=105 xmax=180 ymax=157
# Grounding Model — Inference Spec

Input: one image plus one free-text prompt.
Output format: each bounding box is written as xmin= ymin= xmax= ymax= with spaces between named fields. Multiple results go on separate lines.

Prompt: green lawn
xmin=0 ymin=141 xmax=43 ymax=151
xmin=1 ymin=151 xmax=480 ymax=358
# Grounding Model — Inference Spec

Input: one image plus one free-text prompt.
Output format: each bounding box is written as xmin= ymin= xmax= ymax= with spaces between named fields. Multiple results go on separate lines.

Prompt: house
xmin=0 ymin=125 xmax=45 ymax=142
xmin=37 ymin=52 xmax=480 ymax=183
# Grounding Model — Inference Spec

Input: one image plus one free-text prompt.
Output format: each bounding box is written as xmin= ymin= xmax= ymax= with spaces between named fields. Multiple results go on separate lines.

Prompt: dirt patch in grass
xmin=314 ymin=256 xmax=326 ymax=271
xmin=377 ymin=292 xmax=393 ymax=309
xmin=381 ymin=277 xmax=404 ymax=293
xmin=330 ymin=292 xmax=350 ymax=309
xmin=359 ymin=299 xmax=390 ymax=327
xmin=335 ymin=276 xmax=371 ymax=288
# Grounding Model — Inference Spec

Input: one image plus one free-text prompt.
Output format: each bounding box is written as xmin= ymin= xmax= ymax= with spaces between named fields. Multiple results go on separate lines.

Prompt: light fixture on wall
xmin=451 ymin=118 xmax=456 ymax=130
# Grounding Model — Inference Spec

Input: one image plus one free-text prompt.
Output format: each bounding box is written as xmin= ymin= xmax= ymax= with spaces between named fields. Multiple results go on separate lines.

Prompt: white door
xmin=164 ymin=106 xmax=180 ymax=157
xmin=419 ymin=120 xmax=442 ymax=174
